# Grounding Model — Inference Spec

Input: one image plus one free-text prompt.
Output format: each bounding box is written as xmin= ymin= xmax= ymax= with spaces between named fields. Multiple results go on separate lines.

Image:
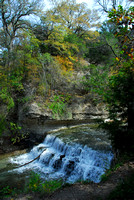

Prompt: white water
xmin=10 ymin=132 xmax=113 ymax=183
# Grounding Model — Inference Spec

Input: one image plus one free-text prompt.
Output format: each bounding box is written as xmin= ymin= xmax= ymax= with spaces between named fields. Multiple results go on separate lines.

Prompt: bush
xmin=27 ymin=172 xmax=63 ymax=194
xmin=9 ymin=122 xmax=28 ymax=144
xmin=108 ymin=173 xmax=134 ymax=200
xmin=49 ymin=95 xmax=67 ymax=119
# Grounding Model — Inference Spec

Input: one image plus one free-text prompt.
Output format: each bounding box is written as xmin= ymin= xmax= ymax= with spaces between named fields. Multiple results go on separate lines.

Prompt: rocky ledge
xmin=18 ymin=99 xmax=107 ymax=137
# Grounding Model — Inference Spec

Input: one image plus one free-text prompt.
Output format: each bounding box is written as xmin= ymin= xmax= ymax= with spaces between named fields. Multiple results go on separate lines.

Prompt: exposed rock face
xmin=0 ymin=95 xmax=107 ymax=154
xmin=71 ymin=102 xmax=107 ymax=120
xmin=18 ymin=97 xmax=108 ymax=138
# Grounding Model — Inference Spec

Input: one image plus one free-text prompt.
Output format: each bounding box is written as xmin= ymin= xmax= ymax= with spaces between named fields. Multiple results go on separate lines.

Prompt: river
xmin=0 ymin=124 xmax=113 ymax=188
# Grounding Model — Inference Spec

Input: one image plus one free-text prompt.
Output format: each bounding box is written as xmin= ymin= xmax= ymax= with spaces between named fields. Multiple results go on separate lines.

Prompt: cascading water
xmin=10 ymin=126 xmax=113 ymax=183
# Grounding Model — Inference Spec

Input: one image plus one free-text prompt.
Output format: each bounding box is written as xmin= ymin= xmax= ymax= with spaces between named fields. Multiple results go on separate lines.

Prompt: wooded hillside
xmin=0 ymin=0 xmax=134 ymax=153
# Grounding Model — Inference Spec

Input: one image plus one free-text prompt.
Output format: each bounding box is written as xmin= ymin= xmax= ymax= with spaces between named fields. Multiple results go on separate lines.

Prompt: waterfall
xmin=10 ymin=133 xmax=113 ymax=183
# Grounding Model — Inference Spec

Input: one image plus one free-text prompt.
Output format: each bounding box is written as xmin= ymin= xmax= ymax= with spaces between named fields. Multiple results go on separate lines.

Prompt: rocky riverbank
xmin=18 ymin=96 xmax=107 ymax=136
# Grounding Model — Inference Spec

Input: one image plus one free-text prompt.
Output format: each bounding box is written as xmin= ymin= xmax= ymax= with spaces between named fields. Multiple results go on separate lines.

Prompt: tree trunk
xmin=127 ymin=102 xmax=134 ymax=130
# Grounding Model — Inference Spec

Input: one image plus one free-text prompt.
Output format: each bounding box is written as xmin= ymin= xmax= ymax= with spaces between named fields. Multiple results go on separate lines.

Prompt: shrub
xmin=108 ymin=173 xmax=134 ymax=200
xmin=27 ymin=172 xmax=63 ymax=194
xmin=49 ymin=95 xmax=67 ymax=119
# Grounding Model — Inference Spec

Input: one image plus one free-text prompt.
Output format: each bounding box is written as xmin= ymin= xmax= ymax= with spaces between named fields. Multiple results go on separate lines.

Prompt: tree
xmin=0 ymin=0 xmax=42 ymax=69
xmin=37 ymin=0 xmax=100 ymax=38
xmin=85 ymin=28 xmax=118 ymax=64
xmin=108 ymin=5 xmax=134 ymax=61
xmin=95 ymin=0 xmax=134 ymax=12
xmin=53 ymin=0 xmax=100 ymax=35
xmin=33 ymin=0 xmax=101 ymax=70
xmin=102 ymin=5 xmax=134 ymax=152
xmin=0 ymin=0 xmax=43 ymax=137
xmin=107 ymin=5 xmax=134 ymax=124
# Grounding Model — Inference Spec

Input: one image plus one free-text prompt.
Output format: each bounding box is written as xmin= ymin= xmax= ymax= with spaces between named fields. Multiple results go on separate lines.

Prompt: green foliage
xmin=27 ymin=172 xmax=63 ymax=194
xmin=9 ymin=122 xmax=28 ymax=144
xmin=82 ymin=64 xmax=109 ymax=102
xmin=101 ymin=162 xmax=122 ymax=182
xmin=0 ymin=115 xmax=7 ymax=136
xmin=108 ymin=173 xmax=134 ymax=200
xmin=0 ymin=186 xmax=11 ymax=196
xmin=18 ymin=96 xmax=33 ymax=104
xmin=39 ymin=53 xmax=53 ymax=65
xmin=97 ymin=5 xmax=134 ymax=153
xmin=0 ymin=186 xmax=14 ymax=197
xmin=108 ymin=5 xmax=134 ymax=61
xmin=42 ymin=179 xmax=63 ymax=193
xmin=0 ymin=185 xmax=22 ymax=198
xmin=105 ymin=64 xmax=134 ymax=122
xmin=9 ymin=70 xmax=24 ymax=92
xmin=0 ymin=172 xmax=63 ymax=198
xmin=85 ymin=37 xmax=114 ymax=64
xmin=64 ymin=33 xmax=87 ymax=57
xmin=101 ymin=171 xmax=111 ymax=182
xmin=0 ymin=88 xmax=14 ymax=111
xmin=27 ymin=171 xmax=42 ymax=192
xmin=49 ymin=95 xmax=67 ymax=119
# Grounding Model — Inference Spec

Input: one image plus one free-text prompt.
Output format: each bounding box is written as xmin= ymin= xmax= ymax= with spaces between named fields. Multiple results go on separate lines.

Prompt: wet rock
xmin=64 ymin=160 xmax=75 ymax=175
xmin=42 ymin=153 xmax=54 ymax=165
xmin=52 ymin=155 xmax=65 ymax=170
xmin=52 ymin=159 xmax=62 ymax=170
xmin=60 ymin=154 xmax=65 ymax=159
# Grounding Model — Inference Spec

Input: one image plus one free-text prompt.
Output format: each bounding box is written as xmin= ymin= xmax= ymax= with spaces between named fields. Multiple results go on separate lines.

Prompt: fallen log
xmin=16 ymin=148 xmax=46 ymax=168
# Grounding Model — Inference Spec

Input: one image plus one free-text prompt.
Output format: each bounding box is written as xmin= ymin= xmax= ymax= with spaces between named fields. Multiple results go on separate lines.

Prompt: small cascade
xmin=11 ymin=133 xmax=113 ymax=183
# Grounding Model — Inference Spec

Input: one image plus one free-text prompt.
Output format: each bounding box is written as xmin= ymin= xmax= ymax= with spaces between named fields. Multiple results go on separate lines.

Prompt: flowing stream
xmin=0 ymin=125 xmax=113 ymax=187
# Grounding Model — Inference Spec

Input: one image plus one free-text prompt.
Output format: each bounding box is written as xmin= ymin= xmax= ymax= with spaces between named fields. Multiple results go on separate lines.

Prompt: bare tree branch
xmin=94 ymin=0 xmax=134 ymax=12
xmin=0 ymin=0 xmax=43 ymax=67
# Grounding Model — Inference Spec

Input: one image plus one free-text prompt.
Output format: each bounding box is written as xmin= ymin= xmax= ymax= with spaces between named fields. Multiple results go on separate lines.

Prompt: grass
xmin=0 ymin=186 xmax=23 ymax=198
xmin=100 ymin=163 xmax=122 ymax=182
xmin=0 ymin=171 xmax=64 ymax=198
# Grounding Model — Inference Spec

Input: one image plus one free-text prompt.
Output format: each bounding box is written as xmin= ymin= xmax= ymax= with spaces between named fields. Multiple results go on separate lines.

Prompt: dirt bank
xmin=3 ymin=161 xmax=134 ymax=200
